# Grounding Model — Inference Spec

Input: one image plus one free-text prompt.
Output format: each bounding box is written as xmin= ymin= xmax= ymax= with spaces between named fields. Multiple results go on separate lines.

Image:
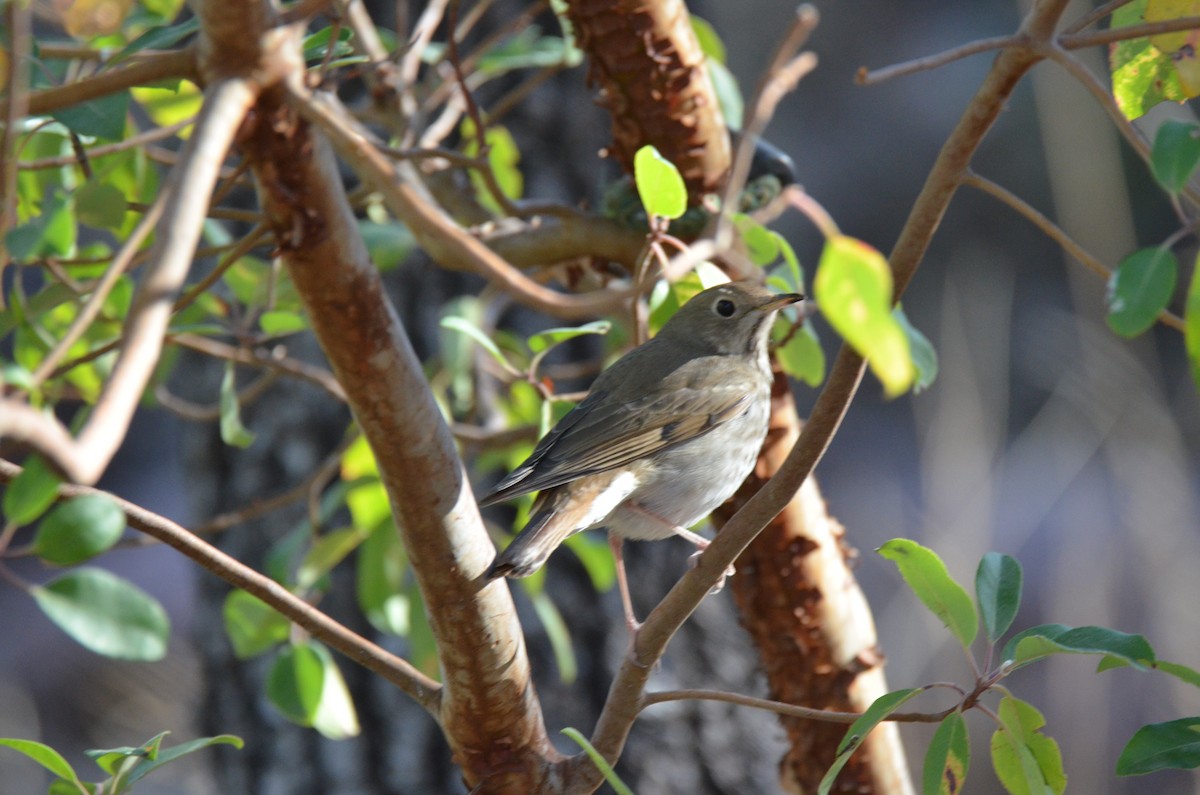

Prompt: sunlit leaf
xmin=990 ymin=696 xmax=1066 ymax=795
xmin=527 ymin=320 xmax=611 ymax=354
xmin=814 ymin=236 xmax=913 ymax=396
xmin=0 ymin=738 xmax=84 ymax=787
xmin=878 ymin=538 xmax=977 ymax=648
xmin=267 ymin=644 xmax=324 ymax=725
xmin=1187 ymin=256 xmax=1200 ymax=389
xmin=634 ymin=145 xmax=687 ymax=220
xmin=310 ymin=644 xmax=360 ymax=739
xmin=356 ymin=521 xmax=409 ymax=636
xmin=219 ymin=362 xmax=255 ymax=448
xmin=223 ymin=589 xmax=290 ymax=659
xmin=562 ymin=728 xmax=634 ymax=795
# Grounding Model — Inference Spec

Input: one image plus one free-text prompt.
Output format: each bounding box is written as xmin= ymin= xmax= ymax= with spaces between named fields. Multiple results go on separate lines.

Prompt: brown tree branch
xmin=214 ymin=5 xmax=559 ymax=779
xmin=0 ymin=458 xmax=441 ymax=709
xmin=2 ymin=48 xmax=200 ymax=118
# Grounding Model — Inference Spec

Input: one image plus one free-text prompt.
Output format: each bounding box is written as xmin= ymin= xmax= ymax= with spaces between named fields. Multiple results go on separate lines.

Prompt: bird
xmin=478 ymin=280 xmax=803 ymax=627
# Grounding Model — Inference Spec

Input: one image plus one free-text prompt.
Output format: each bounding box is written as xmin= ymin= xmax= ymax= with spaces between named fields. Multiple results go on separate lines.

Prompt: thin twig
xmin=171 ymin=333 xmax=348 ymax=402
xmin=0 ymin=456 xmax=441 ymax=711
xmin=28 ymin=191 xmax=168 ymax=388
xmin=17 ymin=120 xmax=195 ymax=170
xmin=154 ymin=371 xmax=281 ymax=422
xmin=1061 ymin=16 xmax=1200 ymax=49
xmin=288 ymin=82 xmax=634 ymax=319
xmin=641 ymin=689 xmax=951 ymax=724
xmin=1063 ymin=0 xmax=1132 ymax=35
xmin=963 ymin=171 xmax=1186 ymax=332
xmin=3 ymin=48 xmax=199 ymax=119
xmin=857 ymin=34 xmax=1019 ymax=86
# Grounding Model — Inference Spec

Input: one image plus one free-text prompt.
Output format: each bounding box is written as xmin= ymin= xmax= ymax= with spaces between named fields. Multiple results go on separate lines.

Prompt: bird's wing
xmin=478 ymin=382 xmax=752 ymax=505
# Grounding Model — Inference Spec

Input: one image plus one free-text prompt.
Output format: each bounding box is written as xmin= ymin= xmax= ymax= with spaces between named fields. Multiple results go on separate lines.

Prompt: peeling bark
xmin=563 ymin=0 xmax=731 ymax=198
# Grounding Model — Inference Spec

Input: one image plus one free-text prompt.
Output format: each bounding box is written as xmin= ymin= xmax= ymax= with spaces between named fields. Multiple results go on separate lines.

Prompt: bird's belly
xmin=599 ymin=398 xmax=769 ymax=541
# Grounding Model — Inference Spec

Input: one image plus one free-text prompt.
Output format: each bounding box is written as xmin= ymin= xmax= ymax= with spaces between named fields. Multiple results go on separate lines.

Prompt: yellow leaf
xmin=58 ymin=0 xmax=133 ymax=39
xmin=1146 ymin=0 xmax=1200 ymax=94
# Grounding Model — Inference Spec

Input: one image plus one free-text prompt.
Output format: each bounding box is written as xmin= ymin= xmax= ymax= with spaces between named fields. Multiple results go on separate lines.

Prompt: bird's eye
xmin=714 ymin=299 xmax=736 ymax=318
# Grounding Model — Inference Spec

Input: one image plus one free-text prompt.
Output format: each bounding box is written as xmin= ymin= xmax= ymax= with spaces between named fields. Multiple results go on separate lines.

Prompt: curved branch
xmin=7 ymin=49 xmax=200 ymax=118
xmin=0 ymin=458 xmax=441 ymax=710
xmin=1060 ymin=16 xmax=1200 ymax=49
xmin=857 ymin=34 xmax=1019 ymax=86
xmin=963 ymin=171 xmax=1186 ymax=332
xmin=287 ymin=84 xmax=635 ymax=320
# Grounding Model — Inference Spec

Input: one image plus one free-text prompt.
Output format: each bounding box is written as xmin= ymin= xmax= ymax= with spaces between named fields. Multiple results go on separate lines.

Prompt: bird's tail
xmin=486 ymin=494 xmax=579 ymax=580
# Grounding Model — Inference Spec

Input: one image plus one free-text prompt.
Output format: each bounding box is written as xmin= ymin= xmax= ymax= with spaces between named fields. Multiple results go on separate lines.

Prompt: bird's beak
xmin=757 ymin=293 xmax=805 ymax=313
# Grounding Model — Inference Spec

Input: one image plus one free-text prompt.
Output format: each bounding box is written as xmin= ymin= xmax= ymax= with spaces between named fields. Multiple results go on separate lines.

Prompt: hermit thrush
xmin=479 ymin=281 xmax=802 ymax=623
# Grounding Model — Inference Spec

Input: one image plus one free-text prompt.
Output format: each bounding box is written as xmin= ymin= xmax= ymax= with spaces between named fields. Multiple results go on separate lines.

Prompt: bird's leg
xmin=608 ymin=532 xmax=643 ymax=637
xmin=624 ymin=503 xmax=735 ymax=594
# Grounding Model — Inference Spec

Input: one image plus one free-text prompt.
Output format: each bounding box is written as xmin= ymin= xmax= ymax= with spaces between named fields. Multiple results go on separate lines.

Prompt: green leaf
xmin=356 ymin=521 xmax=410 ymax=636
xmin=1151 ymin=120 xmax=1200 ymax=193
xmin=131 ymin=81 xmax=202 ymax=133
xmin=707 ymin=59 xmax=743 ymax=130
xmin=3 ymin=454 xmax=64 ymax=526
xmin=0 ymin=738 xmax=85 ymax=787
xmin=6 ymin=191 xmax=74 ymax=261
xmin=690 ymin=16 xmax=726 ymax=63
xmin=733 ymin=214 xmax=780 ymax=266
xmin=223 ymin=589 xmax=290 ymax=659
xmin=1117 ymin=717 xmax=1200 ymax=775
xmin=1002 ymin=624 xmax=1155 ymax=670
xmin=219 ymin=362 xmax=255 ymax=448
xmin=1107 ymin=248 xmax=1178 ymax=338
xmin=563 ymin=532 xmax=616 ymax=592
xmin=975 ymin=552 xmax=1022 ymax=644
xmin=86 ymin=731 xmax=168 ymax=775
xmin=297 ymin=527 xmax=368 ymax=590
xmin=814 ymin=236 xmax=913 ymax=396
xmin=878 ymin=538 xmax=977 ymax=648
xmin=33 ymin=494 xmax=126 ymax=566
xmin=32 ymin=567 xmax=170 ymax=660
xmin=120 ymin=734 xmax=243 ymax=786
xmin=774 ymin=318 xmax=825 ymax=387
xmin=561 ymin=727 xmax=634 ymax=795
xmin=358 ymin=220 xmax=414 ymax=271
xmin=309 ymin=644 xmax=360 ymax=739
xmin=110 ymin=16 xmax=200 ymax=64
xmin=52 ymin=91 xmax=130 ymax=141
xmin=1188 ymin=256 xmax=1200 ymax=389
xmin=259 ymin=310 xmax=307 ymax=336
xmin=893 ymin=304 xmax=938 ymax=392
xmin=267 ymin=644 xmax=325 ymax=725
xmin=923 ymin=712 xmax=970 ymax=795
xmin=819 ymin=688 xmax=923 ymax=795
xmin=990 ymin=696 xmax=1066 ymax=795
xmin=75 ymin=181 xmax=128 ymax=229
xmin=440 ymin=315 xmax=514 ymax=371
xmin=529 ymin=589 xmax=577 ymax=684
xmin=527 ymin=320 xmax=611 ymax=354
xmin=633 ymin=145 xmax=688 ymax=221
